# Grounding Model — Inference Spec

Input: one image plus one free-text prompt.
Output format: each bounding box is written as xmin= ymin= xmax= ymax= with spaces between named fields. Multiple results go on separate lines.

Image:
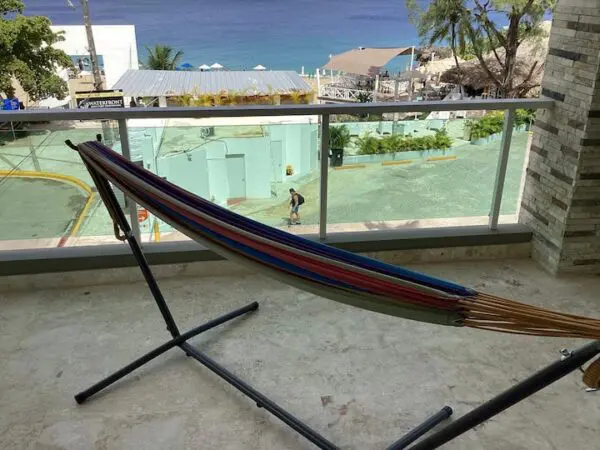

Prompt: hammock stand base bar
xmin=406 ymin=339 xmax=600 ymax=449
xmin=73 ymin=157 xmax=452 ymax=450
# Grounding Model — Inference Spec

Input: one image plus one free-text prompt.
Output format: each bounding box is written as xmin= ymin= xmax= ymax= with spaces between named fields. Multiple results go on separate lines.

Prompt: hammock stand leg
xmin=387 ymin=406 xmax=453 ymax=450
xmin=73 ymin=162 xmax=340 ymax=450
xmin=405 ymin=340 xmax=600 ymax=449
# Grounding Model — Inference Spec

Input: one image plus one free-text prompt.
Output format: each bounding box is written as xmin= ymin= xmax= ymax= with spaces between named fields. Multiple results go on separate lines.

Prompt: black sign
xmin=75 ymin=90 xmax=124 ymax=109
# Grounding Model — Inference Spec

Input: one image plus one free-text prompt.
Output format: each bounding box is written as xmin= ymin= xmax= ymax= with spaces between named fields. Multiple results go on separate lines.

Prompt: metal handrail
xmin=0 ymin=98 xmax=553 ymax=122
xmin=0 ymin=97 xmax=554 ymax=245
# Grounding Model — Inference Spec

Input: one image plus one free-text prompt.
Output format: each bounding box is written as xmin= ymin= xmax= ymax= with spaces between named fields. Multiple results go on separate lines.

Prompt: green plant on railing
xmin=288 ymin=89 xmax=313 ymax=104
xmin=223 ymin=90 xmax=240 ymax=106
xmin=356 ymin=130 xmax=452 ymax=155
xmin=329 ymin=125 xmax=351 ymax=151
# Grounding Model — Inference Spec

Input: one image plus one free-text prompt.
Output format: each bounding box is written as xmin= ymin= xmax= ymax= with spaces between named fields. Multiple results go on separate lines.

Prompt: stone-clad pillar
xmin=520 ymin=1 xmax=600 ymax=273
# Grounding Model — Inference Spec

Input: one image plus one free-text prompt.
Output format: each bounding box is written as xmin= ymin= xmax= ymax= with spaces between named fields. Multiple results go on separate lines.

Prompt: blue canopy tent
xmin=177 ymin=62 xmax=194 ymax=71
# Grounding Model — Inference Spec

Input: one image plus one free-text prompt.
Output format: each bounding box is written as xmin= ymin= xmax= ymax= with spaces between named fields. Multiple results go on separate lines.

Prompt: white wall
xmin=50 ymin=25 xmax=139 ymax=89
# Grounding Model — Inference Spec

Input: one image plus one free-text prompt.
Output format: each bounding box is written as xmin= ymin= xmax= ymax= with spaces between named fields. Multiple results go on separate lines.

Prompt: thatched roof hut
xmin=415 ymin=46 xmax=454 ymax=64
xmin=418 ymin=55 xmax=466 ymax=77
xmin=427 ymin=21 xmax=551 ymax=97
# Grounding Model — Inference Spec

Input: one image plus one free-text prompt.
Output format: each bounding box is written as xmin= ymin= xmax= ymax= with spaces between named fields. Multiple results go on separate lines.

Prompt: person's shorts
xmin=292 ymin=205 xmax=300 ymax=213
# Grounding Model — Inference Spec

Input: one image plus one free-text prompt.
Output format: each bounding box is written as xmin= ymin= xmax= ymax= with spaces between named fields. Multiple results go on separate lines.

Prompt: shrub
xmin=467 ymin=112 xmax=504 ymax=140
xmin=380 ymin=134 xmax=404 ymax=153
xmin=356 ymin=129 xmax=452 ymax=155
xmin=355 ymin=133 xmax=381 ymax=154
xmin=468 ymin=109 xmax=535 ymax=141
xmin=515 ymin=109 xmax=535 ymax=128
xmin=434 ymin=129 xmax=452 ymax=149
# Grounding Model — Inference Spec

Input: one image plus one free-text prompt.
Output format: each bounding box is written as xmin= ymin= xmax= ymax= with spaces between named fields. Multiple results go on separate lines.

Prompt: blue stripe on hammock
xmin=86 ymin=141 xmax=475 ymax=297
xmin=128 ymin=179 xmax=369 ymax=294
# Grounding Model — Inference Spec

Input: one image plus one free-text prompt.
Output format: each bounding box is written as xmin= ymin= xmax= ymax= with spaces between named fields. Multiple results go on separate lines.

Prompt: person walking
xmin=289 ymin=188 xmax=304 ymax=225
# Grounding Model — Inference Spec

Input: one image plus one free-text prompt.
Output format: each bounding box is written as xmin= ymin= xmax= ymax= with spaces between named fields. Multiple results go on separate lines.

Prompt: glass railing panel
xmin=125 ymin=116 xmax=321 ymax=242
xmin=0 ymin=121 xmax=123 ymax=250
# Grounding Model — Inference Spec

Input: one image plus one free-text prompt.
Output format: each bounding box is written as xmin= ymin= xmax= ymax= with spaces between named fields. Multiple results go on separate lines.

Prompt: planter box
xmin=470 ymin=132 xmax=502 ymax=145
xmin=344 ymin=148 xmax=455 ymax=165
xmin=470 ymin=126 xmax=529 ymax=145
xmin=514 ymin=124 xmax=530 ymax=133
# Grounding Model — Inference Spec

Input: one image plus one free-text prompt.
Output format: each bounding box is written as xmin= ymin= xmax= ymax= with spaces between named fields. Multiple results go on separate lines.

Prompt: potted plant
xmin=329 ymin=125 xmax=351 ymax=167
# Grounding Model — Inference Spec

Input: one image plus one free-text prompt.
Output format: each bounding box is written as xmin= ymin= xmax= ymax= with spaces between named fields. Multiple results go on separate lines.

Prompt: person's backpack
xmin=297 ymin=194 xmax=305 ymax=205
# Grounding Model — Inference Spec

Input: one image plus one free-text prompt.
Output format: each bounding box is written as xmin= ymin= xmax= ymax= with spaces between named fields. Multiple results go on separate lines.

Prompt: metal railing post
xmin=489 ymin=109 xmax=515 ymax=230
xmin=117 ymin=118 xmax=142 ymax=240
xmin=319 ymin=114 xmax=330 ymax=240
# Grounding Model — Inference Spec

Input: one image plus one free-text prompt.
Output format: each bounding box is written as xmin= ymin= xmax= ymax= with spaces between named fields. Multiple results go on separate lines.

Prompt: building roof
xmin=112 ymin=70 xmax=312 ymax=97
xmin=322 ymin=47 xmax=413 ymax=77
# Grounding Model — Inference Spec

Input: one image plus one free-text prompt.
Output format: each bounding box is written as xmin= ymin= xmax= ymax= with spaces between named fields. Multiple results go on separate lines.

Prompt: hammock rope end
xmin=583 ymin=357 xmax=600 ymax=389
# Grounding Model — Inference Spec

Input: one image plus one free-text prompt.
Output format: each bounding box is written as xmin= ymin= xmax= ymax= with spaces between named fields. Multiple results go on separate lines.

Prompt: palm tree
xmin=415 ymin=0 xmax=468 ymax=72
xmin=143 ymin=44 xmax=184 ymax=70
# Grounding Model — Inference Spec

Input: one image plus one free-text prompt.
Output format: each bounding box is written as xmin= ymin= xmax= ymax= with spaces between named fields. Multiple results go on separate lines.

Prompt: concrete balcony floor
xmin=1 ymin=259 xmax=599 ymax=449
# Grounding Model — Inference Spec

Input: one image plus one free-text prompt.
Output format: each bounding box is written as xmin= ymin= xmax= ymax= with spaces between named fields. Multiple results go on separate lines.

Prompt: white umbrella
xmin=210 ymin=63 xmax=224 ymax=69
xmin=253 ymin=64 xmax=266 ymax=71
xmin=199 ymin=64 xmax=211 ymax=70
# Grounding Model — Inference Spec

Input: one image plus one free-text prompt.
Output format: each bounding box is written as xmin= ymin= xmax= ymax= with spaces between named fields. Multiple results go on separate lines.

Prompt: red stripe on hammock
xmin=110 ymin=171 xmax=456 ymax=311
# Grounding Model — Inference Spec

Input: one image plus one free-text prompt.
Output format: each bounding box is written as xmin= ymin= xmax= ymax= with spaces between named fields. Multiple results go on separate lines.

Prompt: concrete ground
xmin=232 ymin=132 xmax=530 ymax=228
xmin=0 ymin=177 xmax=86 ymax=240
xmin=1 ymin=259 xmax=598 ymax=449
xmin=0 ymin=124 xmax=117 ymax=246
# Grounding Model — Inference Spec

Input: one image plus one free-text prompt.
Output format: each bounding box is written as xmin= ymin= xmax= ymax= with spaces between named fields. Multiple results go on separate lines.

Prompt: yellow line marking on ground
xmin=382 ymin=160 xmax=412 ymax=166
xmin=0 ymin=170 xmax=95 ymax=239
xmin=153 ymin=220 xmax=161 ymax=242
xmin=0 ymin=170 xmax=93 ymax=195
xmin=335 ymin=164 xmax=366 ymax=170
xmin=70 ymin=192 xmax=96 ymax=236
xmin=426 ymin=155 xmax=457 ymax=162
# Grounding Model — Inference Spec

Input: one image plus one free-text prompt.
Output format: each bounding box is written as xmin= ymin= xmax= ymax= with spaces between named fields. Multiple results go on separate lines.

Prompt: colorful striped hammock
xmin=76 ymin=141 xmax=600 ymax=340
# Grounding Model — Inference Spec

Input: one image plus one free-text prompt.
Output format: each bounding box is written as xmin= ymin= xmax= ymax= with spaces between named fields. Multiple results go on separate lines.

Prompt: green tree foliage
xmin=0 ymin=0 xmax=73 ymax=100
xmin=143 ymin=44 xmax=184 ymax=70
xmin=410 ymin=0 xmax=468 ymax=74
xmin=407 ymin=0 xmax=555 ymax=97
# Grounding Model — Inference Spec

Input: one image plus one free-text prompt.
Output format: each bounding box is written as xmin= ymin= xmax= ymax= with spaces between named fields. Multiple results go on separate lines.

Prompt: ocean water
xmin=25 ymin=0 xmax=417 ymax=73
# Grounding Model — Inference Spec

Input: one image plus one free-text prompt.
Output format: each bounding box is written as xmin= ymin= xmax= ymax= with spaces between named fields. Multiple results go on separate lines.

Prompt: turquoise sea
xmin=26 ymin=0 xmax=418 ymax=73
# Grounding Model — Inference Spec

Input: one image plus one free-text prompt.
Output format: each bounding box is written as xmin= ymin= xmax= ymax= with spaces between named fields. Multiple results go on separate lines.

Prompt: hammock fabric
xmin=76 ymin=141 xmax=600 ymax=340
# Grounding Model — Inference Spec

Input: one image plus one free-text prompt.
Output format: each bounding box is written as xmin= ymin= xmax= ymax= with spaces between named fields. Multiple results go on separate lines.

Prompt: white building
xmin=50 ymin=25 xmax=139 ymax=89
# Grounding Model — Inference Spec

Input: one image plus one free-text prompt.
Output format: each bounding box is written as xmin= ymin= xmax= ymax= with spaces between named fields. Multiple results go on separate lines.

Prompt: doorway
xmin=226 ymin=154 xmax=246 ymax=204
